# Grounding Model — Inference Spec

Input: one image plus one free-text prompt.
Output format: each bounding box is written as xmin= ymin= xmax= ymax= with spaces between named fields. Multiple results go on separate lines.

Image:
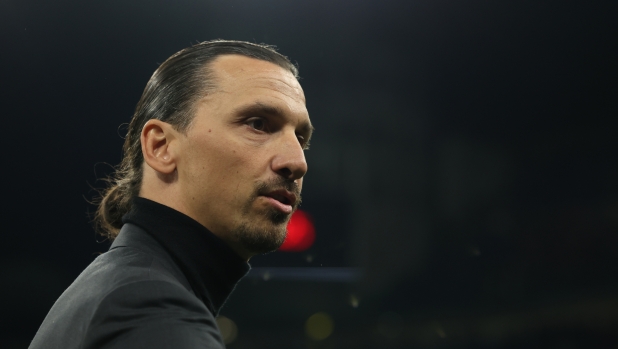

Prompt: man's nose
xmin=271 ymin=133 xmax=308 ymax=181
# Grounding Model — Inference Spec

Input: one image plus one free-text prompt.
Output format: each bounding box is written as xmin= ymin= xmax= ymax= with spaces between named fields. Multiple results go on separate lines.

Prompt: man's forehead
xmin=209 ymin=55 xmax=305 ymax=103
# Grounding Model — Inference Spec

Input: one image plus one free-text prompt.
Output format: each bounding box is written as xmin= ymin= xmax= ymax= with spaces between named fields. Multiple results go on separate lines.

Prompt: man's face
xmin=176 ymin=55 xmax=312 ymax=257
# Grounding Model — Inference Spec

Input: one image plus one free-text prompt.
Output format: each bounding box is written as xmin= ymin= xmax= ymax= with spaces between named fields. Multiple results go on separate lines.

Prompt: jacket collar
xmin=121 ymin=197 xmax=250 ymax=315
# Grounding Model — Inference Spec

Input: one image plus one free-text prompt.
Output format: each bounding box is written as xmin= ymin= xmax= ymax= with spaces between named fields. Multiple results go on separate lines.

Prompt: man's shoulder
xmin=74 ymin=247 xmax=222 ymax=349
xmin=94 ymin=243 xmax=180 ymax=285
xmin=28 ymin=242 xmax=199 ymax=349
xmin=78 ymin=278 xmax=222 ymax=349
xmin=65 ymin=243 xmax=194 ymax=313
xmin=80 ymin=223 xmax=194 ymax=297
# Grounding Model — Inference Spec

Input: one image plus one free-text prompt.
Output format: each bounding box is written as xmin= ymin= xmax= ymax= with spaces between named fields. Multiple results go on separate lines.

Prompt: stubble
xmin=232 ymin=178 xmax=302 ymax=254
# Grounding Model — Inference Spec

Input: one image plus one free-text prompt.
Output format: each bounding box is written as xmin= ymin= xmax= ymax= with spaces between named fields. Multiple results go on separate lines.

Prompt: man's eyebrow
xmin=234 ymin=102 xmax=286 ymax=118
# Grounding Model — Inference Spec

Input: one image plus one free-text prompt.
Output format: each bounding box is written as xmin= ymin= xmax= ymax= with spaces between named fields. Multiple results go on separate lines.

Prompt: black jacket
xmin=29 ymin=198 xmax=250 ymax=349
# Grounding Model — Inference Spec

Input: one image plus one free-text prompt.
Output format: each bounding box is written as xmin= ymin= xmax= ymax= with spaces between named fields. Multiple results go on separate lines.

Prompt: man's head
xmin=96 ymin=40 xmax=312 ymax=259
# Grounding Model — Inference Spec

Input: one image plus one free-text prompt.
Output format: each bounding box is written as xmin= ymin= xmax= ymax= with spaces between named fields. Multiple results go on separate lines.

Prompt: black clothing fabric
xmin=29 ymin=198 xmax=250 ymax=349
xmin=123 ymin=197 xmax=251 ymax=315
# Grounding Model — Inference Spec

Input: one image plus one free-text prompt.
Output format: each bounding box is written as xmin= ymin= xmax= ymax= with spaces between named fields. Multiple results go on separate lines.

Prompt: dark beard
xmin=233 ymin=178 xmax=302 ymax=254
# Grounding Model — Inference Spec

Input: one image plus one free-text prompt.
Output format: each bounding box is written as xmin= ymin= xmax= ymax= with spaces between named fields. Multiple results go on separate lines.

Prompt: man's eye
xmin=247 ymin=118 xmax=266 ymax=131
xmin=297 ymin=135 xmax=309 ymax=149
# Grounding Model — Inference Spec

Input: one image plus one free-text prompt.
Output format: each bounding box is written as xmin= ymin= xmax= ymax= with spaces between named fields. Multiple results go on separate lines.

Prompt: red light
xmin=279 ymin=209 xmax=315 ymax=252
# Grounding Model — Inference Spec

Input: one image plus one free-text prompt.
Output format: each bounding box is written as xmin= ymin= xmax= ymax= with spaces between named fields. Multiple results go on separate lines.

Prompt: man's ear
xmin=141 ymin=119 xmax=179 ymax=175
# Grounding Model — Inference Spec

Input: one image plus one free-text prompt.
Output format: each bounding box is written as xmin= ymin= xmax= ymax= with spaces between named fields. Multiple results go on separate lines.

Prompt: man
xmin=29 ymin=40 xmax=312 ymax=348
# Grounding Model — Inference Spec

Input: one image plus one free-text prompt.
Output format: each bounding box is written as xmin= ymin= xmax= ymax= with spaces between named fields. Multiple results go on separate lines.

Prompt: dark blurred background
xmin=1 ymin=0 xmax=617 ymax=348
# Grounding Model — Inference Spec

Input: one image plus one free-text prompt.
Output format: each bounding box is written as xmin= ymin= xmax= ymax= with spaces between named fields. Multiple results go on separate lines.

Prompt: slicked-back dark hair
xmin=95 ymin=40 xmax=299 ymax=240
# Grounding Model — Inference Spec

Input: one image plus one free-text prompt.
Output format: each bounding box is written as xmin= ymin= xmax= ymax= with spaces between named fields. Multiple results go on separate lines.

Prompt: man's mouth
xmin=260 ymin=189 xmax=298 ymax=213
xmin=263 ymin=189 xmax=296 ymax=206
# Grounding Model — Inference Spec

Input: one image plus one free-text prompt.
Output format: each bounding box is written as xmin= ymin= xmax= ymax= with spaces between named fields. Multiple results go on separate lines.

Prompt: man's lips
xmin=260 ymin=189 xmax=297 ymax=213
xmin=261 ymin=196 xmax=293 ymax=214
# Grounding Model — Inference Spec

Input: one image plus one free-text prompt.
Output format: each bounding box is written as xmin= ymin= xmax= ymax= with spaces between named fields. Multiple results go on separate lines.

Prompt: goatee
xmin=233 ymin=178 xmax=302 ymax=255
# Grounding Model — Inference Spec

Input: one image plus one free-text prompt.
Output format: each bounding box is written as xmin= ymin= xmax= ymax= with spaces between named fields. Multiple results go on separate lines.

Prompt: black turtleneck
xmin=122 ymin=197 xmax=251 ymax=315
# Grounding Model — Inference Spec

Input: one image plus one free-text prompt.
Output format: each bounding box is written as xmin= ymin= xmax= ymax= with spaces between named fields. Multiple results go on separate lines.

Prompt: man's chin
xmin=234 ymin=225 xmax=288 ymax=255
xmin=231 ymin=212 xmax=289 ymax=255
